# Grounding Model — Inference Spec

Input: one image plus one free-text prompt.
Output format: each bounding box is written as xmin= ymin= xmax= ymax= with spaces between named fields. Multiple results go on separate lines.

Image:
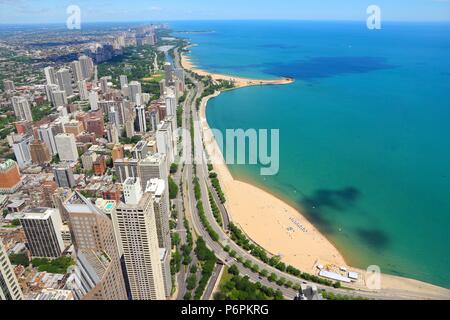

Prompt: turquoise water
xmin=173 ymin=21 xmax=450 ymax=288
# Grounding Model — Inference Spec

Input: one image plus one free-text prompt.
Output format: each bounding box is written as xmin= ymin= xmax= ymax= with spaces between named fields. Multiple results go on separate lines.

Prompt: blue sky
xmin=0 ymin=0 xmax=449 ymax=24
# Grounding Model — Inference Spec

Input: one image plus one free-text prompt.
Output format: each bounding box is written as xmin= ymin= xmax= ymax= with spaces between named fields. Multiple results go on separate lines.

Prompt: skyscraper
xmin=145 ymin=179 xmax=171 ymax=251
xmin=0 ymin=241 xmax=23 ymax=300
xmin=165 ymin=92 xmax=177 ymax=118
xmin=114 ymin=158 xmax=139 ymax=183
xmin=63 ymin=192 xmax=128 ymax=300
xmin=50 ymin=89 xmax=68 ymax=108
xmin=53 ymin=164 xmax=76 ymax=188
xmin=12 ymin=135 xmax=33 ymax=169
xmin=89 ymin=91 xmax=99 ymax=111
xmin=30 ymin=139 xmax=52 ymax=165
xmin=77 ymin=80 xmax=89 ymax=101
xmin=112 ymin=178 xmax=166 ymax=300
xmin=44 ymin=66 xmax=57 ymax=85
xmin=79 ymin=55 xmax=94 ymax=80
xmin=134 ymin=105 xmax=147 ymax=134
xmin=125 ymin=119 xmax=135 ymax=138
xmin=20 ymin=207 xmax=65 ymax=258
xmin=70 ymin=61 xmax=83 ymax=83
xmin=120 ymin=75 xmax=128 ymax=89
xmin=164 ymin=62 xmax=173 ymax=85
xmin=131 ymin=140 xmax=149 ymax=161
xmin=38 ymin=124 xmax=58 ymax=156
xmin=85 ymin=116 xmax=104 ymax=138
xmin=100 ymin=76 xmax=109 ymax=93
xmin=106 ymin=123 xmax=119 ymax=144
xmin=55 ymin=133 xmax=79 ymax=162
xmin=137 ymin=153 xmax=168 ymax=190
xmin=156 ymin=121 xmax=175 ymax=166
xmin=12 ymin=96 xmax=33 ymax=122
xmin=56 ymin=68 xmax=74 ymax=97
xmin=129 ymin=81 xmax=142 ymax=103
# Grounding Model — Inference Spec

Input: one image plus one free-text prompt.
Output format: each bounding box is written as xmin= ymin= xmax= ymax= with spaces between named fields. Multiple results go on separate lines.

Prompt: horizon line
xmin=1 ymin=18 xmax=450 ymax=26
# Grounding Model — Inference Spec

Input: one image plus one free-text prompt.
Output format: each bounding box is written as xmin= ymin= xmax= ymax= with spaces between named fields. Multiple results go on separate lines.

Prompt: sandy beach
xmin=181 ymin=52 xmax=293 ymax=88
xmin=182 ymin=50 xmax=450 ymax=299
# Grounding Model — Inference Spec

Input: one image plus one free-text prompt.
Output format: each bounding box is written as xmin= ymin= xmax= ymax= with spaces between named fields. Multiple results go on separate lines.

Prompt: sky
xmin=0 ymin=0 xmax=450 ymax=24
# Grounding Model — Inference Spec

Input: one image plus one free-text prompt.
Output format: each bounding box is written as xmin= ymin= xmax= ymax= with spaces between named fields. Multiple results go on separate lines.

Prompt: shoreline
xmin=181 ymin=50 xmax=450 ymax=299
xmin=181 ymin=50 xmax=294 ymax=88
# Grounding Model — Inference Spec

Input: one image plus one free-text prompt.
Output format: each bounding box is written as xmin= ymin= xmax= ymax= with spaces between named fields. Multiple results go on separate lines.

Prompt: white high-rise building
xmin=156 ymin=121 xmax=175 ymax=166
xmin=137 ymin=153 xmax=168 ymax=190
xmin=145 ymin=179 xmax=171 ymax=250
xmin=89 ymin=91 xmax=99 ymax=111
xmin=77 ymin=80 xmax=89 ymax=101
xmin=100 ymin=77 xmax=109 ymax=94
xmin=53 ymin=90 xmax=68 ymax=108
xmin=79 ymin=55 xmax=93 ymax=80
xmin=12 ymin=135 xmax=33 ymax=169
xmin=12 ymin=96 xmax=33 ymax=122
xmin=112 ymin=178 xmax=166 ymax=300
xmin=120 ymin=75 xmax=128 ymax=89
xmin=70 ymin=61 xmax=83 ymax=83
xmin=55 ymin=133 xmax=79 ymax=162
xmin=44 ymin=66 xmax=57 ymax=85
xmin=38 ymin=124 xmax=58 ymax=156
xmin=106 ymin=123 xmax=120 ymax=144
xmin=129 ymin=81 xmax=142 ymax=103
xmin=0 ymin=241 xmax=23 ymax=300
xmin=165 ymin=92 xmax=177 ymax=118
xmin=56 ymin=68 xmax=73 ymax=97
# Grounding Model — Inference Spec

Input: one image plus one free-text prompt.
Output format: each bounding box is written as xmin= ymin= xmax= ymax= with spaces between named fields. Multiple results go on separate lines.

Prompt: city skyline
xmin=1 ymin=0 xmax=450 ymax=24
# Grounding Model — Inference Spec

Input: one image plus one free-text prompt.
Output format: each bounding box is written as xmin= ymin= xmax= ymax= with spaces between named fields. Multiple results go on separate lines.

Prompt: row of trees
xmin=214 ymin=266 xmax=284 ymax=301
xmin=192 ymin=238 xmax=217 ymax=300
xmin=208 ymin=172 xmax=226 ymax=203
xmin=208 ymin=190 xmax=223 ymax=227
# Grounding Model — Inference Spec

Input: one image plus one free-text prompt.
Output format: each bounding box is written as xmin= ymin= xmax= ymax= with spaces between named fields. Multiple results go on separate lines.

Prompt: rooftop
xmin=21 ymin=208 xmax=57 ymax=220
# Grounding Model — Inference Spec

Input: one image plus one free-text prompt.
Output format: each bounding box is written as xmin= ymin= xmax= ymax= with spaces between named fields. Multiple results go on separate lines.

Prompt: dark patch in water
xmin=355 ymin=228 xmax=390 ymax=250
xmin=302 ymin=187 xmax=361 ymax=212
xmin=205 ymin=63 xmax=264 ymax=72
xmin=264 ymin=56 xmax=396 ymax=80
xmin=298 ymin=187 xmax=361 ymax=234
xmin=259 ymin=44 xmax=298 ymax=49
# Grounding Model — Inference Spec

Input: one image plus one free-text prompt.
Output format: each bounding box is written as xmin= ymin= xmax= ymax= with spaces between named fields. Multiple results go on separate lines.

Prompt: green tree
xmin=170 ymin=163 xmax=178 ymax=174
xmin=183 ymin=292 xmax=192 ymax=300
xmin=268 ymin=273 xmax=277 ymax=282
xmin=171 ymin=233 xmax=181 ymax=248
xmin=228 ymin=265 xmax=240 ymax=276
xmin=186 ymin=275 xmax=197 ymax=291
xmin=8 ymin=253 xmax=29 ymax=266
xmin=168 ymin=176 xmax=179 ymax=199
